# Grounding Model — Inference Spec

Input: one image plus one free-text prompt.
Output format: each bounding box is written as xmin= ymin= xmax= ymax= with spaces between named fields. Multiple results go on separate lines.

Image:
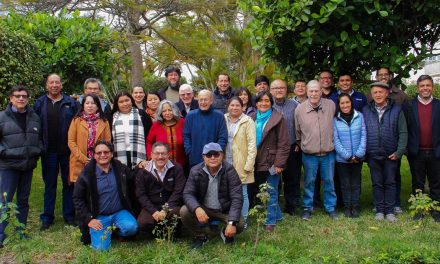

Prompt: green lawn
xmin=1 ymin=157 xmax=440 ymax=263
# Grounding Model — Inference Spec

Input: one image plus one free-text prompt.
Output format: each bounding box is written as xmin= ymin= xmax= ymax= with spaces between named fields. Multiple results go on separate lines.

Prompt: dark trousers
xmin=40 ymin=152 xmax=75 ymax=223
xmin=0 ymin=169 xmax=33 ymax=242
xmin=282 ymin=146 xmax=302 ymax=210
xmin=180 ymin=205 xmax=244 ymax=238
xmin=137 ymin=207 xmax=181 ymax=234
xmin=408 ymin=151 xmax=440 ymax=203
xmin=336 ymin=162 xmax=362 ymax=208
xmin=368 ymin=158 xmax=397 ymax=214
xmin=395 ymin=159 xmax=402 ymax=207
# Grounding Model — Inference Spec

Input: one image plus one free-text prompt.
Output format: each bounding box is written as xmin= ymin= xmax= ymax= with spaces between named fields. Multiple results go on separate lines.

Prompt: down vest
xmin=0 ymin=104 xmax=43 ymax=171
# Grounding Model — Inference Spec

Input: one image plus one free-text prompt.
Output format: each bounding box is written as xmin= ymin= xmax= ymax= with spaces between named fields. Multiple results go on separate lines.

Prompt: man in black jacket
xmin=180 ymin=142 xmax=243 ymax=249
xmin=73 ymin=140 xmax=138 ymax=250
xmin=176 ymin=84 xmax=198 ymax=118
xmin=135 ymin=142 xmax=186 ymax=236
xmin=0 ymin=86 xmax=44 ymax=247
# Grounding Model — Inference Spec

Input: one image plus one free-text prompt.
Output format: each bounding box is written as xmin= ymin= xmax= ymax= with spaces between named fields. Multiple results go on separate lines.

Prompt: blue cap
xmin=202 ymin=142 xmax=223 ymax=155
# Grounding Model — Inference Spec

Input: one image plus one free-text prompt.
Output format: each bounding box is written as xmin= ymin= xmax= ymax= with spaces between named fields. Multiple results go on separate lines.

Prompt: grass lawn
xmin=1 ymin=157 xmax=440 ymax=263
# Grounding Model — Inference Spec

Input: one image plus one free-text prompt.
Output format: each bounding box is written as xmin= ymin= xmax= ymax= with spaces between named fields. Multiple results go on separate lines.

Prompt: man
xmin=255 ymin=75 xmax=270 ymax=94
xmin=270 ymin=79 xmax=301 ymax=215
xmin=330 ymin=72 xmax=367 ymax=112
xmin=295 ymin=80 xmax=337 ymax=220
xmin=78 ymin=78 xmax=112 ymax=120
xmin=180 ymin=143 xmax=244 ymax=249
xmin=363 ymin=82 xmax=407 ymax=222
xmin=158 ymin=66 xmax=181 ymax=103
xmin=0 ymin=86 xmax=44 ymax=247
xmin=73 ymin=140 xmax=138 ymax=250
xmin=135 ymin=142 xmax=186 ymax=236
xmin=176 ymin=84 xmax=198 ymax=118
xmin=404 ymin=75 xmax=440 ymax=222
xmin=212 ymin=73 xmax=234 ymax=113
xmin=183 ymin=90 xmax=228 ymax=167
xmin=319 ymin=69 xmax=336 ymax=99
xmin=293 ymin=80 xmax=307 ymax=104
xmin=367 ymin=67 xmax=408 ymax=105
xmin=34 ymin=74 xmax=78 ymax=230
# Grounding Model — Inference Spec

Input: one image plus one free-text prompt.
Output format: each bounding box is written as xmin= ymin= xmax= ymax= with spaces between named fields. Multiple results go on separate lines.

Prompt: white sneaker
xmin=394 ymin=207 xmax=403 ymax=214
xmin=385 ymin=213 xmax=398 ymax=223
xmin=374 ymin=213 xmax=385 ymax=221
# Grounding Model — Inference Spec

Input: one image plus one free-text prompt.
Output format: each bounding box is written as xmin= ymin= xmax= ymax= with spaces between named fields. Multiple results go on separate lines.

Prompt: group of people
xmin=0 ymin=65 xmax=439 ymax=251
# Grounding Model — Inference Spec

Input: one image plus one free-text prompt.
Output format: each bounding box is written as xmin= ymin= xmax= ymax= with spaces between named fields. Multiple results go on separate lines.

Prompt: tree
xmin=239 ymin=0 xmax=440 ymax=81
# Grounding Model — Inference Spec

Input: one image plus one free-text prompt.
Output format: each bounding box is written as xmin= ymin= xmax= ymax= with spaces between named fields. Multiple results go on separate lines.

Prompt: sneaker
xmin=328 ymin=211 xmax=339 ymax=220
xmin=220 ymin=228 xmax=234 ymax=244
xmin=265 ymin=225 xmax=275 ymax=232
xmin=351 ymin=206 xmax=360 ymax=218
xmin=374 ymin=213 xmax=385 ymax=221
xmin=372 ymin=207 xmax=377 ymax=213
xmin=385 ymin=213 xmax=398 ymax=223
xmin=301 ymin=211 xmax=312 ymax=220
xmin=243 ymin=222 xmax=248 ymax=230
xmin=40 ymin=222 xmax=52 ymax=231
xmin=394 ymin=207 xmax=403 ymax=214
xmin=344 ymin=208 xmax=352 ymax=218
xmin=191 ymin=236 xmax=208 ymax=249
xmin=431 ymin=211 xmax=440 ymax=222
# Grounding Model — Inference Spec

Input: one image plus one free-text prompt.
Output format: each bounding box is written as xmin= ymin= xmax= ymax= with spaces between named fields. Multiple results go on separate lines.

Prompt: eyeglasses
xmin=12 ymin=94 xmax=29 ymax=99
xmin=153 ymin=152 xmax=168 ymax=157
xmin=94 ymin=151 xmax=111 ymax=156
xmin=270 ymin=87 xmax=286 ymax=90
xmin=204 ymin=152 xmax=221 ymax=158
xmin=179 ymin=93 xmax=192 ymax=96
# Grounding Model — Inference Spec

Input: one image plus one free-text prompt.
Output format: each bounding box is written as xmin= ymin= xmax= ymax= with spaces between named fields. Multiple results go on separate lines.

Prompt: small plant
xmin=408 ymin=189 xmax=440 ymax=229
xmin=100 ymin=224 xmax=116 ymax=249
xmin=248 ymin=182 xmax=272 ymax=255
xmin=152 ymin=203 xmax=180 ymax=244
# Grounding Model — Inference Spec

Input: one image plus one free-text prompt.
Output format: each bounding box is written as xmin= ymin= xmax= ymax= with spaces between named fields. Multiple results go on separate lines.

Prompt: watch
xmin=228 ymin=221 xmax=237 ymax=226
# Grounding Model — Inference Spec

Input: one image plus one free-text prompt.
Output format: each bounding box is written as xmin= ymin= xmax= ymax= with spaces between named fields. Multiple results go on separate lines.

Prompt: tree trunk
xmin=127 ymin=11 xmax=144 ymax=88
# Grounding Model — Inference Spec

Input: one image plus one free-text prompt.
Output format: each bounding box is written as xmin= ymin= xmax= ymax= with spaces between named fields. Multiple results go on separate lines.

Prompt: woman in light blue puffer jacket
xmin=333 ymin=93 xmax=366 ymax=218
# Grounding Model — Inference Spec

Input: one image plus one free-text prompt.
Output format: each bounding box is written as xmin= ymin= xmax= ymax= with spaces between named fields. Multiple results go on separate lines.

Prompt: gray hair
xmin=306 ymin=80 xmax=321 ymax=91
xmin=179 ymin=84 xmax=193 ymax=93
xmin=83 ymin=78 xmax=102 ymax=90
xmin=156 ymin=100 xmax=182 ymax=122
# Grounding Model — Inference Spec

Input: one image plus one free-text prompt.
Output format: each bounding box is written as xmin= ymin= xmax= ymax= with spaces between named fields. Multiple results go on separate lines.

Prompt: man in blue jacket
xmin=34 ymin=74 xmax=78 ymax=230
xmin=331 ymin=72 xmax=367 ymax=112
xmin=0 ymin=86 xmax=44 ymax=247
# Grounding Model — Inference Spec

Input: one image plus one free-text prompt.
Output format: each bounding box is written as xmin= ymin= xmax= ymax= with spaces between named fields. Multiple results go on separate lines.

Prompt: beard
xmin=169 ymin=81 xmax=180 ymax=90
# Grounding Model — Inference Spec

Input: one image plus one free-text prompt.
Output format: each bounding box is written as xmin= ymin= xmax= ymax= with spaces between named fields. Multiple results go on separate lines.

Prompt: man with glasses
xmin=319 ymin=69 xmax=336 ymax=99
xmin=176 ymin=84 xmax=198 ymax=118
xmin=367 ymin=67 xmax=408 ymax=105
xmin=73 ymin=140 xmax=138 ymax=250
xmin=135 ymin=142 xmax=186 ymax=237
xmin=180 ymin=142 xmax=244 ymax=249
xmin=78 ymin=78 xmax=112 ymax=120
xmin=0 ymin=86 xmax=44 ymax=248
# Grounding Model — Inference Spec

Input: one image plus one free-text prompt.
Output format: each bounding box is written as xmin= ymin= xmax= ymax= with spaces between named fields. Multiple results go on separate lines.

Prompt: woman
xmin=132 ymin=86 xmax=146 ymax=110
xmin=224 ymin=97 xmax=257 ymax=228
xmin=146 ymin=91 xmax=161 ymax=121
xmin=250 ymin=91 xmax=290 ymax=232
xmin=333 ymin=93 xmax=366 ymax=218
xmin=146 ymin=100 xmax=187 ymax=170
xmin=68 ymin=94 xmax=111 ymax=183
xmin=111 ymin=91 xmax=152 ymax=170
xmin=235 ymin=87 xmax=255 ymax=115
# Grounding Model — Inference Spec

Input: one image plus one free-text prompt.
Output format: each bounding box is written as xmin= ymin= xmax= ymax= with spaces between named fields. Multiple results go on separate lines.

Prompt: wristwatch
xmin=228 ymin=221 xmax=237 ymax=226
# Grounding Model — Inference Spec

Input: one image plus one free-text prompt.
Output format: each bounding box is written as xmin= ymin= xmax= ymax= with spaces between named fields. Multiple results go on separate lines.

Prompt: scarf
xmin=112 ymin=108 xmax=146 ymax=169
xmin=82 ymin=112 xmax=100 ymax=158
xmin=146 ymin=107 xmax=157 ymax=121
xmin=255 ymin=109 xmax=272 ymax=148
xmin=339 ymin=110 xmax=354 ymax=124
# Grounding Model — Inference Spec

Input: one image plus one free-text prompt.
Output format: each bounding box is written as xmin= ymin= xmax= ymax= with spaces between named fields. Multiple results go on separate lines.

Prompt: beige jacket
xmin=224 ymin=113 xmax=257 ymax=184
xmin=295 ymin=98 xmax=335 ymax=155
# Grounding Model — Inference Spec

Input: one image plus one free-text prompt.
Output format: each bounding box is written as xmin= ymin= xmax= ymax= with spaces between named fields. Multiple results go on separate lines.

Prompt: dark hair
xmin=217 ymin=73 xmax=230 ymax=82
xmin=146 ymin=91 xmax=161 ymax=100
xmin=319 ymin=69 xmax=333 ymax=77
xmin=255 ymin=90 xmax=274 ymax=107
xmin=164 ymin=66 xmax=181 ymax=77
xmin=112 ymin=91 xmax=136 ymax=114
xmin=152 ymin=141 xmax=170 ymax=153
xmin=295 ymin=80 xmax=307 ymax=85
xmin=83 ymin=78 xmax=102 ymax=91
xmin=234 ymin=87 xmax=253 ymax=107
xmin=227 ymin=96 xmax=244 ymax=108
xmin=416 ymin=75 xmax=434 ymax=86
xmin=376 ymin=67 xmax=391 ymax=75
xmin=94 ymin=140 xmax=114 ymax=153
xmin=77 ymin=93 xmax=105 ymax=119
xmin=9 ymin=85 xmax=29 ymax=97
xmin=254 ymin=75 xmax=270 ymax=87
xmin=336 ymin=93 xmax=354 ymax=116
xmin=338 ymin=71 xmax=352 ymax=79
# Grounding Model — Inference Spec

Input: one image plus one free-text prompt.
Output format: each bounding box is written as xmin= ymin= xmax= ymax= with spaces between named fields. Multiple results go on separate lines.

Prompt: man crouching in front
xmin=180 ymin=142 xmax=244 ymax=249
xmin=73 ymin=140 xmax=138 ymax=250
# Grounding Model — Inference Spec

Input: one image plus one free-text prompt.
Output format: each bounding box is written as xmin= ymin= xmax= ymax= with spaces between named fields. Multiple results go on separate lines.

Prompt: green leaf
xmin=379 ymin=10 xmax=389 ymax=17
xmin=352 ymin=24 xmax=359 ymax=31
xmin=340 ymin=31 xmax=348 ymax=41
xmin=252 ymin=5 xmax=261 ymax=12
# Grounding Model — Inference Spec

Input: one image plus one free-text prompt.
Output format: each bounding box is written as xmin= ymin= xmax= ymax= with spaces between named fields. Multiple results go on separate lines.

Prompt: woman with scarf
xmin=250 ymin=91 xmax=290 ymax=232
xmin=333 ymin=93 xmax=366 ymax=218
xmin=110 ymin=91 xmax=152 ymax=170
xmin=68 ymin=94 xmax=111 ymax=183
xmin=145 ymin=91 xmax=161 ymax=121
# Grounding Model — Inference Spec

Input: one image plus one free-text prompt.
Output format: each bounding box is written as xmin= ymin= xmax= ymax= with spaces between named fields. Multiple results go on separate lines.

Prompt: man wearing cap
xmin=367 ymin=67 xmax=408 ymax=105
xmin=212 ymin=73 xmax=234 ymax=113
xmin=158 ymin=66 xmax=181 ymax=103
xmin=180 ymin=142 xmax=244 ymax=249
xmin=176 ymin=84 xmax=198 ymax=118
xmin=363 ymin=82 xmax=407 ymax=222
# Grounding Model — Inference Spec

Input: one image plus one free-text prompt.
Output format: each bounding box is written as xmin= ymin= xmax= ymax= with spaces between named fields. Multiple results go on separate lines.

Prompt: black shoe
xmin=285 ymin=207 xmax=295 ymax=216
xmin=301 ymin=211 xmax=312 ymax=220
xmin=191 ymin=236 xmax=208 ymax=249
xmin=351 ymin=206 xmax=360 ymax=218
xmin=220 ymin=229 xmax=234 ymax=244
xmin=431 ymin=211 xmax=440 ymax=222
xmin=344 ymin=208 xmax=352 ymax=218
xmin=40 ymin=222 xmax=52 ymax=231
xmin=413 ymin=213 xmax=424 ymax=221
xmin=65 ymin=219 xmax=77 ymax=227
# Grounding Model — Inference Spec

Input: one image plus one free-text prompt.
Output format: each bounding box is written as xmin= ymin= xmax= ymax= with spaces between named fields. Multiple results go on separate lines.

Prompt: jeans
xmin=282 ymin=146 xmax=302 ymax=209
xmin=0 ymin=169 xmax=33 ymax=243
xmin=368 ymin=158 xmax=397 ymax=214
xmin=255 ymin=171 xmax=283 ymax=225
xmin=90 ymin=209 xmax=138 ymax=251
xmin=40 ymin=152 xmax=75 ymax=223
xmin=336 ymin=162 xmax=362 ymax=208
xmin=408 ymin=151 xmax=440 ymax=203
xmin=302 ymin=152 xmax=336 ymax=213
xmin=241 ymin=184 xmax=249 ymax=222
